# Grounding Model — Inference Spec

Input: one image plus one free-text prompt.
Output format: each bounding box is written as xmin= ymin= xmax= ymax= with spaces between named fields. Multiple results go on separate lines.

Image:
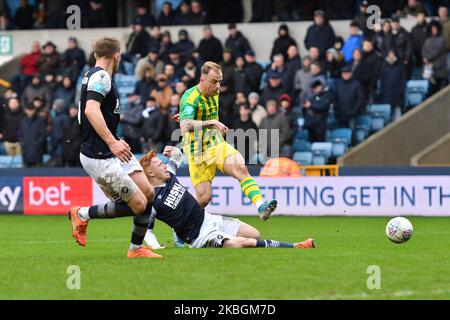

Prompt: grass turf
xmin=0 ymin=215 xmax=449 ymax=300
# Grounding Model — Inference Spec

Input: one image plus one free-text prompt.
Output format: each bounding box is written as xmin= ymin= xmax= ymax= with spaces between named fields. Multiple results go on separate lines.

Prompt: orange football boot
xmin=295 ymin=238 xmax=316 ymax=249
xmin=68 ymin=206 xmax=88 ymax=247
xmin=127 ymin=246 xmax=163 ymax=258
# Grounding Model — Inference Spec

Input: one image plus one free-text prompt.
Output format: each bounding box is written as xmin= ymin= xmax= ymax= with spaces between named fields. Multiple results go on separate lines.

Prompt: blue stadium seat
xmin=295 ymin=129 xmax=309 ymax=141
xmin=293 ymin=151 xmax=312 ymax=165
xmin=327 ymin=112 xmax=339 ymax=130
xmin=292 ymin=140 xmax=311 ymax=153
xmin=10 ymin=155 xmax=23 ymax=168
xmin=355 ymin=115 xmax=371 ymax=144
xmin=114 ymin=74 xmax=136 ymax=87
xmin=311 ymin=142 xmax=332 ymax=164
xmin=405 ymin=79 xmax=429 ymax=109
xmin=328 ymin=128 xmax=352 ymax=157
xmin=297 ymin=117 xmax=305 ymax=127
xmin=0 ymin=155 xmax=12 ymax=168
xmin=367 ymin=104 xmax=391 ymax=132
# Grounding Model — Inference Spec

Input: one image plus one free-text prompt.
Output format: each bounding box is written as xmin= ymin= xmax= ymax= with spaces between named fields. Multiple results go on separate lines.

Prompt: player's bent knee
xmin=235 ymin=164 xmax=249 ymax=180
xmin=129 ymin=194 xmax=148 ymax=215
xmin=142 ymin=184 xmax=155 ymax=202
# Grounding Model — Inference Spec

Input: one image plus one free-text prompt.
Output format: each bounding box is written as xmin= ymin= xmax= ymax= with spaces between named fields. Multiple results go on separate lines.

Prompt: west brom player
xmin=68 ymin=37 xmax=161 ymax=258
xmin=140 ymin=146 xmax=315 ymax=249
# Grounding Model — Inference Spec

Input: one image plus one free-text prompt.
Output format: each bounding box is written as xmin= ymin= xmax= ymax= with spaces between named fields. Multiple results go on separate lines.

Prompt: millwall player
xmin=68 ymin=37 xmax=161 ymax=258
xmin=140 ymin=146 xmax=315 ymax=249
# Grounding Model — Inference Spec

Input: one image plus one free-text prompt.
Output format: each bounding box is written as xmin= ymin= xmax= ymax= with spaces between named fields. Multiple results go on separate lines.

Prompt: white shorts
xmin=190 ymin=212 xmax=241 ymax=248
xmin=80 ymin=153 xmax=143 ymax=203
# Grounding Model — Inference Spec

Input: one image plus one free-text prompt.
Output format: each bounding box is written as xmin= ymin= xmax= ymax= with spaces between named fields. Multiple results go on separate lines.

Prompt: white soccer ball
xmin=385 ymin=217 xmax=413 ymax=243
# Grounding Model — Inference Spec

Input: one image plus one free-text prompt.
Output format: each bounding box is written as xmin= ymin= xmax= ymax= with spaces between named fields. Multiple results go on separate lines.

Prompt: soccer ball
xmin=386 ymin=217 xmax=413 ymax=243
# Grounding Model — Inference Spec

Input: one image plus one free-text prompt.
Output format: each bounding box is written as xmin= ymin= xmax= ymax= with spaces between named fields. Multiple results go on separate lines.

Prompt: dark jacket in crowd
xmin=133 ymin=79 xmax=157 ymax=106
xmin=53 ymin=85 xmax=76 ymax=111
xmin=37 ymin=52 xmax=60 ymax=75
xmin=353 ymin=50 xmax=382 ymax=98
xmin=14 ymin=3 xmax=34 ymax=29
xmin=244 ymin=61 xmax=264 ymax=93
xmin=334 ymin=77 xmax=366 ymax=122
xmin=18 ymin=114 xmax=47 ymax=165
xmin=232 ymin=116 xmax=258 ymax=163
xmin=198 ymin=36 xmax=224 ymax=63
xmin=390 ymin=28 xmax=413 ymax=63
xmin=21 ymin=83 xmax=53 ymax=109
xmin=1 ymin=107 xmax=24 ymax=142
xmin=422 ymin=35 xmax=448 ymax=80
xmin=126 ymin=30 xmax=151 ymax=57
xmin=411 ymin=21 xmax=428 ymax=67
xmin=284 ymin=55 xmax=301 ymax=95
xmin=378 ymin=59 xmax=406 ymax=108
xmin=141 ymin=107 xmax=165 ymax=143
xmin=271 ymin=34 xmax=297 ymax=60
xmin=225 ymin=31 xmax=252 ymax=58
xmin=62 ymin=116 xmax=82 ymax=165
xmin=50 ymin=109 xmax=68 ymax=154
xmin=233 ymin=67 xmax=251 ymax=95
xmin=259 ymin=112 xmax=291 ymax=157
xmin=176 ymin=39 xmax=195 ymax=60
xmin=64 ymin=46 xmax=86 ymax=74
xmin=304 ymin=22 xmax=336 ymax=57
xmin=260 ymin=83 xmax=287 ymax=106
xmin=121 ymin=104 xmax=143 ymax=140
xmin=303 ymin=87 xmax=333 ymax=142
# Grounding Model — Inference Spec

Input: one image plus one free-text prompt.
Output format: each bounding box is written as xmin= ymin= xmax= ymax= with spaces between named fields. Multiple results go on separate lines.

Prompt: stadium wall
xmin=1 ymin=167 xmax=449 ymax=216
xmin=411 ymin=132 xmax=450 ymax=166
xmin=339 ymin=85 xmax=450 ymax=166
xmin=2 ymin=18 xmax=417 ymax=65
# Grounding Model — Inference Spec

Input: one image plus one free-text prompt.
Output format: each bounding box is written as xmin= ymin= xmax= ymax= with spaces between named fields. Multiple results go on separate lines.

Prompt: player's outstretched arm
xmin=163 ymin=146 xmax=183 ymax=175
xmin=180 ymin=119 xmax=228 ymax=136
xmin=85 ymin=100 xmax=132 ymax=162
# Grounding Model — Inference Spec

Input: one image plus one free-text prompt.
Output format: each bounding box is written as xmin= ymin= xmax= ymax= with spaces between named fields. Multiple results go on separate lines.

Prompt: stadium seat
xmin=311 ymin=142 xmax=333 ymax=164
xmin=328 ymin=128 xmax=352 ymax=157
xmin=367 ymin=104 xmax=391 ymax=132
xmin=293 ymin=151 xmax=312 ymax=165
xmin=0 ymin=155 xmax=12 ymax=168
xmin=355 ymin=115 xmax=371 ymax=144
xmin=296 ymin=117 xmax=305 ymax=127
xmin=114 ymin=74 xmax=136 ymax=87
xmin=405 ymin=79 xmax=429 ymax=109
xmin=327 ymin=112 xmax=339 ymax=130
xmin=292 ymin=140 xmax=311 ymax=153
xmin=295 ymin=129 xmax=309 ymax=141
xmin=10 ymin=155 xmax=23 ymax=168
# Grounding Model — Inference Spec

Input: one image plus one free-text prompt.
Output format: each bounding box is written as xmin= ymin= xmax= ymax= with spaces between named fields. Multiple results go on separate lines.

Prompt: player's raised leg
xmin=221 ymin=150 xmax=277 ymax=221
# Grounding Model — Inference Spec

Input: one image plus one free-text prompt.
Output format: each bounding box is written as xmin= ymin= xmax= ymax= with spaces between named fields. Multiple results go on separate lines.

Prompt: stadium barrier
xmin=0 ymin=167 xmax=449 ymax=216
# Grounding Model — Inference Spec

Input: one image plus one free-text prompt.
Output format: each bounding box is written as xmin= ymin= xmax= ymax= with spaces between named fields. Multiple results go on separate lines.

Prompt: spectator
xmin=400 ymin=0 xmax=426 ymax=18
xmin=165 ymin=94 xmax=181 ymax=146
xmin=53 ymin=76 xmax=76 ymax=112
xmin=390 ymin=15 xmax=413 ymax=77
xmin=31 ymin=96 xmax=51 ymax=134
xmin=12 ymin=41 xmax=41 ymax=95
xmin=225 ymin=23 xmax=252 ymax=58
xmin=134 ymin=1 xmax=156 ymax=27
xmin=62 ymin=104 xmax=82 ymax=167
xmin=159 ymin=30 xmax=175 ymax=63
xmin=176 ymin=29 xmax=195 ymax=61
xmin=167 ymin=47 xmax=185 ymax=78
xmin=353 ymin=40 xmax=382 ymax=100
xmin=260 ymin=71 xmax=287 ymax=106
xmin=305 ymin=61 xmax=327 ymax=100
xmin=233 ymin=55 xmax=251 ymax=95
xmin=83 ymin=0 xmax=107 ymax=28
xmin=268 ymin=54 xmax=289 ymax=92
xmin=285 ymin=45 xmax=301 ymax=96
xmin=250 ymin=0 xmax=274 ymax=22
xmin=333 ymin=37 xmax=345 ymax=63
xmin=294 ymin=56 xmax=313 ymax=103
xmin=308 ymin=47 xmax=322 ymax=65
xmin=342 ymin=21 xmax=364 ymax=63
xmin=182 ymin=57 xmax=200 ymax=84
xmin=381 ymin=19 xmax=394 ymax=57
xmin=158 ymin=1 xmax=175 ymax=25
xmin=378 ymin=50 xmax=406 ymax=113
xmin=233 ymin=91 xmax=248 ymax=115
xmin=141 ymin=97 xmax=165 ymax=153
xmin=21 ymin=74 xmax=52 ymax=109
xmin=354 ymin=0 xmax=372 ymax=37
xmin=0 ymin=98 xmax=24 ymax=157
xmin=150 ymin=74 xmax=174 ymax=112
xmin=302 ymin=80 xmax=332 ymax=143
xmin=232 ymin=104 xmax=258 ymax=164
xmin=334 ymin=65 xmax=366 ymax=129
xmin=410 ymin=12 xmax=428 ymax=69
xmin=270 ymin=24 xmax=297 ymax=60
xmin=438 ymin=5 xmax=450 ymax=83
xmin=189 ymin=0 xmax=207 ymax=25
xmin=135 ymin=47 xmax=165 ymax=81
xmin=244 ymin=50 xmax=264 ymax=93
xmin=218 ymin=50 xmax=235 ymax=127
xmin=149 ymin=25 xmax=163 ymax=53
xmin=248 ymin=92 xmax=267 ymax=128
xmin=279 ymin=94 xmax=298 ymax=155
xmin=164 ymin=63 xmax=180 ymax=89
xmin=63 ymin=37 xmax=86 ymax=80
xmin=123 ymin=18 xmax=151 ymax=66
xmin=0 ymin=14 xmax=12 ymax=30
xmin=173 ymin=1 xmax=192 ymax=25
xmin=49 ymin=99 xmax=68 ymax=163
xmin=120 ymin=99 xmax=144 ymax=154
xmin=259 ymin=100 xmax=291 ymax=158
xmin=324 ymin=48 xmax=343 ymax=80
xmin=372 ymin=22 xmax=385 ymax=56
xmin=43 ymin=73 xmax=58 ymax=95
xmin=198 ymin=25 xmax=223 ymax=63
xmin=175 ymin=81 xmax=188 ymax=97
xmin=304 ymin=10 xmax=336 ymax=59
xmin=130 ymin=66 xmax=157 ymax=106
xmin=422 ymin=20 xmax=449 ymax=95
xmin=18 ymin=105 xmax=46 ymax=167
xmin=14 ymin=0 xmax=34 ymax=29
xmin=37 ymin=41 xmax=59 ymax=75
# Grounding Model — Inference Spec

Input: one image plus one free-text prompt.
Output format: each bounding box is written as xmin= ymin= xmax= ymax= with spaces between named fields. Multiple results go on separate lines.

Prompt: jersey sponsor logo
xmin=164 ymin=183 xmax=186 ymax=210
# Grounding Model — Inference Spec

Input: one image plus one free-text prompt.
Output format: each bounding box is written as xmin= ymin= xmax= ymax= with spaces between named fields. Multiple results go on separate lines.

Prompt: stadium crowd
xmin=0 ymin=1 xmax=449 ymax=167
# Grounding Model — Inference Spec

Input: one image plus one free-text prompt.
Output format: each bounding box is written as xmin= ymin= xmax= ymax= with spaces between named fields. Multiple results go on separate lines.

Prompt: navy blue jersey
xmin=79 ymin=67 xmax=120 ymax=159
xmin=153 ymin=172 xmax=204 ymax=244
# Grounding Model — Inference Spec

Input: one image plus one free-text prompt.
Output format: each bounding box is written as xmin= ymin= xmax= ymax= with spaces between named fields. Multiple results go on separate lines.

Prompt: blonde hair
xmin=201 ymin=61 xmax=222 ymax=75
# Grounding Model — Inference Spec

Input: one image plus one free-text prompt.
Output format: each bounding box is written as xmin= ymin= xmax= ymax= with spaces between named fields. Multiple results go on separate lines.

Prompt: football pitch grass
xmin=0 ymin=215 xmax=449 ymax=300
